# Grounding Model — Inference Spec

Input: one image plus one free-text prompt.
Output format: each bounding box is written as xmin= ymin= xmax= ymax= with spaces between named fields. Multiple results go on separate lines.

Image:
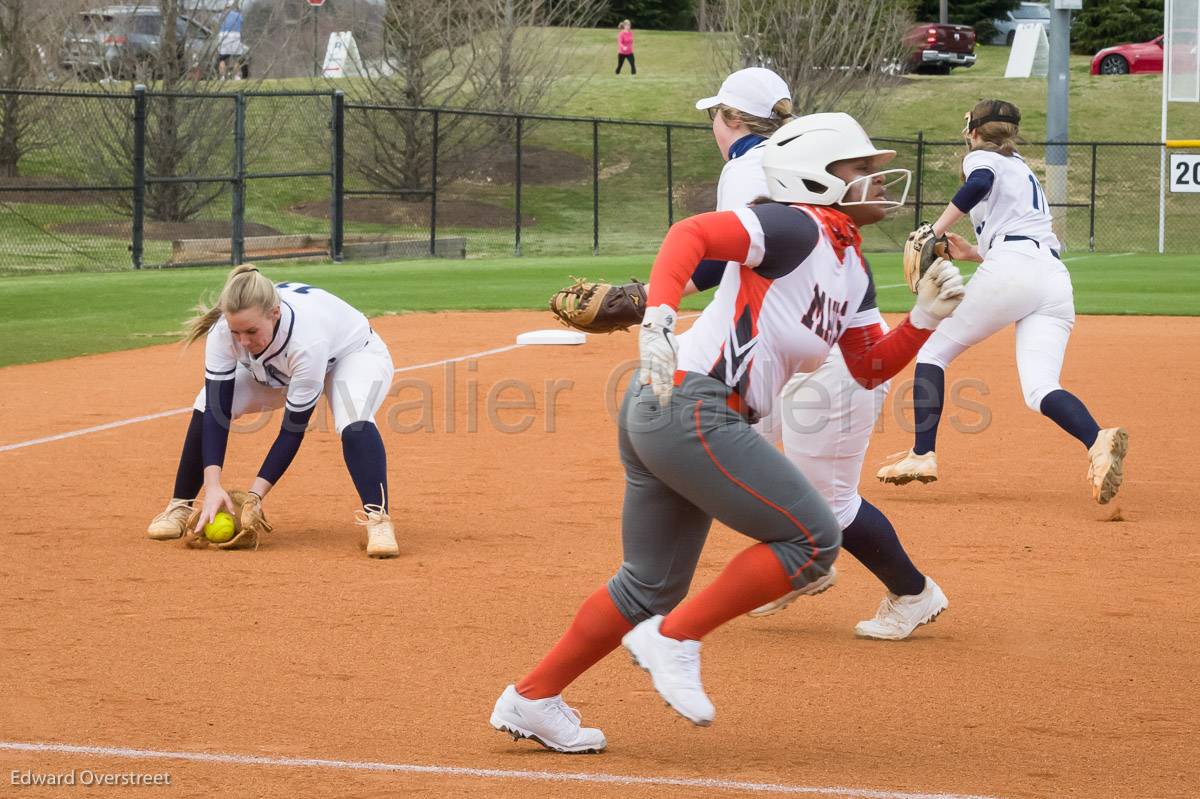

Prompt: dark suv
xmin=61 ymin=5 xmax=214 ymax=80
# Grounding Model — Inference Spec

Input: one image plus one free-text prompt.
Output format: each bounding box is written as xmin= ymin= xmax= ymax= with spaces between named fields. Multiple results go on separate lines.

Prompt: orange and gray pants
xmin=607 ymin=372 xmax=841 ymax=624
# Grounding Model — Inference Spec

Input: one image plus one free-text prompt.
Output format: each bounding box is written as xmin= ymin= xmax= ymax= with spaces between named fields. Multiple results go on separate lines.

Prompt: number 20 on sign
xmin=1170 ymin=154 xmax=1200 ymax=194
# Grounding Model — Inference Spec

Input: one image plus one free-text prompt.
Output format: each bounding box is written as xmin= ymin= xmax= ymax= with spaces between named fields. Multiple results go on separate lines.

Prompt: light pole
xmin=1046 ymin=1 xmax=1078 ymax=242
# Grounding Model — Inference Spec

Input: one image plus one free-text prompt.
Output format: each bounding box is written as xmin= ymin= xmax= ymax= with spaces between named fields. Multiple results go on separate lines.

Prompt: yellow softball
xmin=204 ymin=511 xmax=237 ymax=543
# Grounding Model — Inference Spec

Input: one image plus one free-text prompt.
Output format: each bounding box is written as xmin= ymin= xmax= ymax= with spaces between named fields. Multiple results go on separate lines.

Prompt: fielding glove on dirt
xmin=183 ymin=490 xmax=273 ymax=551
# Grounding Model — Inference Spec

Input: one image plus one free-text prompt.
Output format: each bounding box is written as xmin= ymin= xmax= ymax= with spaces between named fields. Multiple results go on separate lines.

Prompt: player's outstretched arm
xmin=840 ymin=260 xmax=965 ymax=389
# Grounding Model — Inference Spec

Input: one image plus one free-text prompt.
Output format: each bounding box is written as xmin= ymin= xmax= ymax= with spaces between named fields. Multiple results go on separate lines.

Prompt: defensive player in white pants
xmin=146 ymin=264 xmax=400 ymax=556
xmin=690 ymin=69 xmax=948 ymax=636
xmin=877 ymin=100 xmax=1128 ymax=504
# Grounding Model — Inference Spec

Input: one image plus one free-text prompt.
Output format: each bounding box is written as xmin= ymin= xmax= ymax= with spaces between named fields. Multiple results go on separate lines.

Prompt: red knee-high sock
xmin=516 ymin=586 xmax=633 ymax=700
xmin=659 ymin=543 xmax=793 ymax=641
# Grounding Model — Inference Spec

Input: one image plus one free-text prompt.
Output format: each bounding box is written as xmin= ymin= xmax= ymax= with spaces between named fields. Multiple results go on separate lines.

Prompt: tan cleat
xmin=876 ymin=449 xmax=938 ymax=485
xmin=747 ymin=565 xmax=838 ymax=618
xmin=1087 ymin=427 xmax=1128 ymax=504
xmin=356 ymin=504 xmax=399 ymax=558
xmin=147 ymin=498 xmax=194 ymax=540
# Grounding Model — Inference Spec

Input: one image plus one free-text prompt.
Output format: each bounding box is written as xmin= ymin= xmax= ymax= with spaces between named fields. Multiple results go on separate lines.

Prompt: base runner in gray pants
xmin=611 ymin=373 xmax=837 ymax=623
xmin=490 ymin=112 xmax=967 ymax=753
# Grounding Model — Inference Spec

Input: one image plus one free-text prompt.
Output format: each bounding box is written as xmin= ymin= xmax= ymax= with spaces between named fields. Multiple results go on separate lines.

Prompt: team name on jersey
xmin=800 ymin=283 xmax=850 ymax=346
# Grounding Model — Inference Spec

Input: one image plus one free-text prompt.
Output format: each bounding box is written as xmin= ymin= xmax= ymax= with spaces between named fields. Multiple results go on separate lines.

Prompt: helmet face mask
xmin=839 ymin=168 xmax=911 ymax=209
xmin=761 ymin=113 xmax=910 ymax=210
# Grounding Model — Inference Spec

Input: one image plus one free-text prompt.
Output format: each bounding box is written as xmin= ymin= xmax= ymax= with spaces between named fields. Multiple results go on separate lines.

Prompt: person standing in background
xmin=616 ymin=20 xmax=636 ymax=75
xmin=217 ymin=1 xmax=246 ymax=81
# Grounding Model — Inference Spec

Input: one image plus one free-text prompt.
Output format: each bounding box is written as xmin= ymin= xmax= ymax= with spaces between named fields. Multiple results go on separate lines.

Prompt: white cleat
xmin=357 ymin=504 xmax=399 ymax=558
xmin=746 ymin=565 xmax=838 ymax=618
xmin=876 ymin=449 xmax=938 ymax=485
xmin=1087 ymin=427 xmax=1128 ymax=505
xmin=490 ymin=685 xmax=606 ymax=754
xmin=622 ymin=616 xmax=714 ymax=726
xmin=854 ymin=577 xmax=948 ymax=641
xmin=147 ymin=498 xmax=193 ymax=540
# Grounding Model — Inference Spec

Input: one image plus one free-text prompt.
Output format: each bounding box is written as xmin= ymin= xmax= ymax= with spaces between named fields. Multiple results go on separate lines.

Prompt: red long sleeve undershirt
xmin=648 ymin=210 xmax=934 ymax=389
xmin=646 ymin=211 xmax=751 ymax=309
xmin=838 ymin=320 xmax=933 ymax=389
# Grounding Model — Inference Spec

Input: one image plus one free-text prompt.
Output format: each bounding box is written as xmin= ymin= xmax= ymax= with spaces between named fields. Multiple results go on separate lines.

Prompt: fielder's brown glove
xmin=549 ymin=277 xmax=647 ymax=333
xmin=903 ymin=223 xmax=951 ymax=294
xmin=183 ymin=490 xmax=273 ymax=551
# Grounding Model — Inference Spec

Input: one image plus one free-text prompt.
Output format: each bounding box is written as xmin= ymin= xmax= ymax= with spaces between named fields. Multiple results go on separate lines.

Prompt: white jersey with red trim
xmin=677 ymin=203 xmax=874 ymax=419
xmin=204 ymin=281 xmax=373 ymax=414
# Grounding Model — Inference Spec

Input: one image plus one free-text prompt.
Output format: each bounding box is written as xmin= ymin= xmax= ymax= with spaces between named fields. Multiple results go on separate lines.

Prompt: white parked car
xmin=992 ymin=2 xmax=1050 ymax=46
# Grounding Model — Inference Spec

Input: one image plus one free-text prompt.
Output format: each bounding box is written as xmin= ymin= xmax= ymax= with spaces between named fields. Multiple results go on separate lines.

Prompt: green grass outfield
xmin=1 ymin=252 xmax=1195 ymax=368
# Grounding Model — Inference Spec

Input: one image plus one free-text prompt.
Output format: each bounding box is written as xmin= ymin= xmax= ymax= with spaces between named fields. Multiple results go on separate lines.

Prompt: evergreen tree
xmin=602 ymin=0 xmax=694 ymax=30
xmin=1071 ymin=0 xmax=1163 ymax=55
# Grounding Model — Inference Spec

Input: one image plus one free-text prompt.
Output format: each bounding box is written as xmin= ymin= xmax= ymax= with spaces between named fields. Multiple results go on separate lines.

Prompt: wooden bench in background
xmin=169 ymin=234 xmax=466 ymax=266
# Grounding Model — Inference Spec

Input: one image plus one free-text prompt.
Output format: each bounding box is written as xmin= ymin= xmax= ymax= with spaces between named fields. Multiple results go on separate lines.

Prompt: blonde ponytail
xmin=717 ymin=96 xmax=795 ymax=137
xmin=183 ymin=263 xmax=279 ymax=347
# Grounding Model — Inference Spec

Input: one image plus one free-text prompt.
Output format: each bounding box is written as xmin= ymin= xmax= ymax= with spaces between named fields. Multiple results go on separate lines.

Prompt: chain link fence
xmin=0 ymin=88 xmax=1196 ymax=275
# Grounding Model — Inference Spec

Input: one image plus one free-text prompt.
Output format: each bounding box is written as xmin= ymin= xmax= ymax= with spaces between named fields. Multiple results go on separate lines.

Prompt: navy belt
xmin=1002 ymin=234 xmax=1060 ymax=259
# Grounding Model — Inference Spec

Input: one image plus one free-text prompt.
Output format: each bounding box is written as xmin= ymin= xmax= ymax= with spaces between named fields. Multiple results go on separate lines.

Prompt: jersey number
xmin=1028 ymin=175 xmax=1049 ymax=215
xmin=276 ymin=281 xmax=318 ymax=295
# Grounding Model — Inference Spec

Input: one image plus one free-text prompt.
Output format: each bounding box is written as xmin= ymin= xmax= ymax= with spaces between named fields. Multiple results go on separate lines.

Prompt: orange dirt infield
xmin=1 ymin=311 xmax=1197 ymax=799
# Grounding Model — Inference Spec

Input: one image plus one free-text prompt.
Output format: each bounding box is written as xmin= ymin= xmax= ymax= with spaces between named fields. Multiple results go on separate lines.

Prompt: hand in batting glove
xmin=639 ymin=304 xmax=679 ymax=406
xmin=910 ymin=259 xmax=965 ymax=329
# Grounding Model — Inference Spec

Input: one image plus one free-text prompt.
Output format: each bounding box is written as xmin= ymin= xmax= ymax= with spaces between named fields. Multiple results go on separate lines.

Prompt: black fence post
xmin=131 ymin=84 xmax=147 ymax=270
xmin=914 ymin=130 xmax=925 ymax=227
xmin=1089 ymin=143 xmax=1098 ymax=252
xmin=592 ymin=119 xmax=599 ymax=255
xmin=514 ymin=114 xmax=523 ymax=256
xmin=666 ymin=125 xmax=674 ymax=227
xmin=430 ymin=109 xmax=439 ymax=257
xmin=231 ymin=92 xmax=246 ymax=266
xmin=330 ymin=90 xmax=345 ymax=262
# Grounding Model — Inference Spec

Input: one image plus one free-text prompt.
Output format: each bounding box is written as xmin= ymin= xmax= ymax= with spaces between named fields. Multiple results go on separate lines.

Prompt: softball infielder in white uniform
xmin=877 ymin=100 xmax=1128 ymax=504
xmin=146 ymin=264 xmax=400 ymax=556
xmin=691 ymin=69 xmax=948 ymax=636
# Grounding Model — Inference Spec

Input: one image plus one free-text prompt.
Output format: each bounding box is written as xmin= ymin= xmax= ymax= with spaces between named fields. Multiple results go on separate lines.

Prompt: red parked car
xmin=1091 ymin=35 xmax=1163 ymax=74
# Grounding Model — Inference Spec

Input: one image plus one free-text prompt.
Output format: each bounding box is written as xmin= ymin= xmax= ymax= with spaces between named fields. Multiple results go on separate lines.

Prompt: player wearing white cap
xmin=687 ymin=69 xmax=951 ymax=635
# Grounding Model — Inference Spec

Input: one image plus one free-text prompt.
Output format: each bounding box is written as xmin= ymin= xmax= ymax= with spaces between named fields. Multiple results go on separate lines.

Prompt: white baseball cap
xmin=695 ymin=68 xmax=791 ymax=119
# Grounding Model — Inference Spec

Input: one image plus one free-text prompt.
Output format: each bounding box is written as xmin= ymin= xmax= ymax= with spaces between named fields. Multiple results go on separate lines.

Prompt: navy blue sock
xmin=840 ymin=499 xmax=926 ymax=597
xmin=171 ymin=409 xmax=205 ymax=500
xmin=1039 ymin=389 xmax=1100 ymax=449
xmin=341 ymin=421 xmax=389 ymax=510
xmin=912 ymin=363 xmax=945 ymax=455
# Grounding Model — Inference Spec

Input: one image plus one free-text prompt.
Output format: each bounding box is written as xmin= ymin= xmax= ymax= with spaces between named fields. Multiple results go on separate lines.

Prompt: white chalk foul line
xmin=0 ymin=408 xmax=193 ymax=454
xmin=0 ymin=344 xmax=529 ymax=454
xmin=0 ymin=741 xmax=1003 ymax=799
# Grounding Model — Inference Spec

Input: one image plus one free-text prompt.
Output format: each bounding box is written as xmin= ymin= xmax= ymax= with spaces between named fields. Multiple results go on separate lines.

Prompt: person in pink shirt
xmin=616 ymin=20 xmax=636 ymax=75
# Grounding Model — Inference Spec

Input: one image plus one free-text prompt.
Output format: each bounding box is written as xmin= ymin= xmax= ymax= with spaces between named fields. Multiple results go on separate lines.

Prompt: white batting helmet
xmin=761 ymin=113 xmax=910 ymax=208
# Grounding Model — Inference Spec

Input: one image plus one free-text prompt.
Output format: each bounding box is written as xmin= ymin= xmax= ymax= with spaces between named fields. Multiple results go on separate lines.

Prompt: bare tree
xmin=0 ymin=0 xmax=82 ymax=176
xmin=342 ymin=0 xmax=603 ymax=195
xmin=79 ymin=0 xmax=296 ymax=222
xmin=706 ymin=0 xmax=914 ymax=124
